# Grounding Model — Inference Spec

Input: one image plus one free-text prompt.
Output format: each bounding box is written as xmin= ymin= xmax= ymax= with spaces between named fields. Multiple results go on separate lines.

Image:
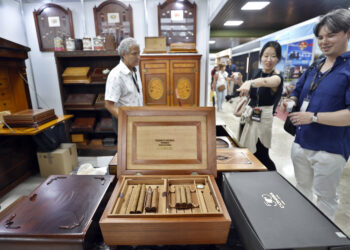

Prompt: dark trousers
xmin=254 ymin=139 xmax=276 ymax=171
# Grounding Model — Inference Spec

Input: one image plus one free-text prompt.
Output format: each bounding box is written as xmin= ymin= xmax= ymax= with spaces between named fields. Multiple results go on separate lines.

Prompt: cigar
xmin=185 ymin=186 xmax=192 ymax=208
xmin=175 ymin=186 xmax=181 ymax=208
xmin=180 ymin=185 xmax=186 ymax=208
xmin=120 ymin=186 xmax=134 ymax=214
xmin=145 ymin=186 xmax=153 ymax=212
xmin=206 ymin=180 xmax=220 ymax=211
xmin=130 ymin=184 xmax=141 ymax=214
xmin=169 ymin=185 xmax=176 ymax=208
xmin=136 ymin=184 xmax=146 ymax=213
xmin=151 ymin=186 xmax=159 ymax=212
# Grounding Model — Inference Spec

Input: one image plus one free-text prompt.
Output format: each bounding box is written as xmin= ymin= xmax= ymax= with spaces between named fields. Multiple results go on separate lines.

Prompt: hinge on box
xmin=136 ymin=173 xmax=143 ymax=176
xmin=191 ymin=172 xmax=199 ymax=175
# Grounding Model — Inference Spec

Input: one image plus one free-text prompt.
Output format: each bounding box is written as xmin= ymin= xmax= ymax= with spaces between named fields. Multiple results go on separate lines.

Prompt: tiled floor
xmin=0 ymin=100 xmax=349 ymax=238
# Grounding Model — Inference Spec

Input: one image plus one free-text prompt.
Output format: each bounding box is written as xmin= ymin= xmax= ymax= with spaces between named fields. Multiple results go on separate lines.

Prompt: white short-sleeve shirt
xmin=105 ymin=60 xmax=143 ymax=107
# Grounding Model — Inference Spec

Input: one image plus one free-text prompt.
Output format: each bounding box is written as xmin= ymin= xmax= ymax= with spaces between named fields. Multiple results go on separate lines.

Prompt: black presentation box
xmin=222 ymin=172 xmax=350 ymax=250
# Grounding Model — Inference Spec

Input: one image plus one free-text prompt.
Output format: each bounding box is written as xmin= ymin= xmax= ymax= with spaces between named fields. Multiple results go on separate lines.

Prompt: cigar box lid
xmin=0 ymin=175 xmax=114 ymax=237
xmin=144 ymin=37 xmax=166 ymax=53
xmin=117 ymin=107 xmax=217 ymax=177
xmin=62 ymin=67 xmax=90 ymax=77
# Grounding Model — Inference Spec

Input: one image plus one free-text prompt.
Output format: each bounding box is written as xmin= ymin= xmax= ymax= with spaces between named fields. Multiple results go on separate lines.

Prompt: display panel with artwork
xmin=93 ymin=0 xmax=134 ymax=47
xmin=158 ymin=0 xmax=196 ymax=46
xmin=33 ymin=3 xmax=74 ymax=52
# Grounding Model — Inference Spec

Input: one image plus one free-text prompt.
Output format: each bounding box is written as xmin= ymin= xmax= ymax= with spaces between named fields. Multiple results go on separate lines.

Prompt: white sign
xmin=107 ymin=13 xmax=120 ymax=24
xmin=171 ymin=10 xmax=184 ymax=21
xmin=48 ymin=16 xmax=60 ymax=27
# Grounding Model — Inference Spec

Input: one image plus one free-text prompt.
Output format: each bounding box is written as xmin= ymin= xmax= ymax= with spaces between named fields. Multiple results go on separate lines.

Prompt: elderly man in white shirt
xmin=105 ymin=37 xmax=143 ymax=135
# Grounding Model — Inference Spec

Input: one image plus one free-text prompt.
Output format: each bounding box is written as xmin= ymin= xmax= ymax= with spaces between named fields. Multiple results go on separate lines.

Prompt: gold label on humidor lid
xmin=125 ymin=115 xmax=209 ymax=171
xmin=155 ymin=139 xmax=174 ymax=150
xmin=136 ymin=124 xmax=197 ymax=160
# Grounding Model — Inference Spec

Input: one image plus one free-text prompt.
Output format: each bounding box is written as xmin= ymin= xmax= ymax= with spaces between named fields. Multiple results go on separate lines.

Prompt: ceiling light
xmin=224 ymin=20 xmax=244 ymax=26
xmin=209 ymin=40 xmax=216 ymax=44
xmin=241 ymin=1 xmax=270 ymax=10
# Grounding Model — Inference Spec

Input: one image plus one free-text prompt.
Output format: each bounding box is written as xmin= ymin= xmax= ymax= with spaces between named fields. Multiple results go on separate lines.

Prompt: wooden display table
xmin=0 ymin=115 xmax=73 ymax=135
xmin=217 ymin=148 xmax=267 ymax=172
xmin=0 ymin=115 xmax=73 ymax=198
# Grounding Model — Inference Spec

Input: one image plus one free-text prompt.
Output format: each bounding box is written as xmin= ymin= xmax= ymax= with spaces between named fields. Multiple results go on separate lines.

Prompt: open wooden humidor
xmin=99 ymin=107 xmax=231 ymax=246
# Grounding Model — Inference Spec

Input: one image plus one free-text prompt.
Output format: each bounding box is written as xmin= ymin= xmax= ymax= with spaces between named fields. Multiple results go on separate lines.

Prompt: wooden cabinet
xmin=140 ymin=54 xmax=201 ymax=106
xmin=54 ymin=51 xmax=120 ymax=155
xmin=0 ymin=39 xmax=31 ymax=113
xmin=0 ymin=38 xmax=36 ymax=197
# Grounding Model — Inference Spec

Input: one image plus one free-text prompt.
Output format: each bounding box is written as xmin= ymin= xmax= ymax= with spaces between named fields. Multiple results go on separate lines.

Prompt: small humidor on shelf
xmin=99 ymin=107 xmax=231 ymax=246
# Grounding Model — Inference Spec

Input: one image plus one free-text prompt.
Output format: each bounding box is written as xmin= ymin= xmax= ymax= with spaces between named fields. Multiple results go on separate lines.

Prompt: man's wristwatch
xmin=312 ymin=112 xmax=318 ymax=123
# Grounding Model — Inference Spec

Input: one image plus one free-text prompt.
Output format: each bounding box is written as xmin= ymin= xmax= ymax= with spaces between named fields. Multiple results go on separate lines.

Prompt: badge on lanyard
xmin=300 ymin=96 xmax=310 ymax=112
xmin=251 ymin=107 xmax=262 ymax=122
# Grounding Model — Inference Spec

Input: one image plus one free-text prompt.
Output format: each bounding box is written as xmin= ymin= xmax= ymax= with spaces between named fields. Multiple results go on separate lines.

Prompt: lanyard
xmin=308 ymin=61 xmax=331 ymax=96
xmin=131 ymin=71 xmax=140 ymax=93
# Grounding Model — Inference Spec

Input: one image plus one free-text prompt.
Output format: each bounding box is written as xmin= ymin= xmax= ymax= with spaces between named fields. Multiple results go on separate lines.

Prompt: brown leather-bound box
xmin=91 ymin=68 xmax=111 ymax=82
xmin=143 ymin=37 xmax=167 ymax=54
xmin=64 ymin=94 xmax=96 ymax=108
xmin=95 ymin=117 xmax=113 ymax=132
xmin=168 ymin=42 xmax=197 ymax=53
xmin=71 ymin=133 xmax=84 ymax=142
xmin=71 ymin=117 xmax=96 ymax=133
xmin=0 ymin=175 xmax=114 ymax=250
xmin=90 ymin=139 xmax=103 ymax=146
xmin=100 ymin=107 xmax=231 ymax=246
xmin=62 ymin=67 xmax=91 ymax=84
xmin=3 ymin=109 xmax=57 ymax=127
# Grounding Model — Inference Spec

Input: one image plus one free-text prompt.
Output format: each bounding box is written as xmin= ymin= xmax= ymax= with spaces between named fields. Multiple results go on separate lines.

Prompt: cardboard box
xmin=37 ymin=147 xmax=75 ymax=177
xmin=222 ymin=172 xmax=350 ymax=250
xmin=59 ymin=143 xmax=78 ymax=168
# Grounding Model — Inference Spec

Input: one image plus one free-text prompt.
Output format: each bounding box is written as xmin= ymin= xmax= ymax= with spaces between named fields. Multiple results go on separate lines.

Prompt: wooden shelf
xmin=77 ymin=144 xmax=117 ymax=150
xmin=55 ymin=50 xmax=120 ymax=155
xmin=55 ymin=50 xmax=119 ymax=57
xmin=64 ymin=107 xmax=105 ymax=111
xmin=63 ymin=81 xmax=106 ymax=86
xmin=76 ymin=144 xmax=117 ymax=156
xmin=70 ymin=130 xmax=114 ymax=134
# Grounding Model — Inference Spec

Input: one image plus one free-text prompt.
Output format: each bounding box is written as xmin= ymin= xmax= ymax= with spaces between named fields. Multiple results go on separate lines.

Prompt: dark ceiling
xmin=209 ymin=0 xmax=350 ymax=53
